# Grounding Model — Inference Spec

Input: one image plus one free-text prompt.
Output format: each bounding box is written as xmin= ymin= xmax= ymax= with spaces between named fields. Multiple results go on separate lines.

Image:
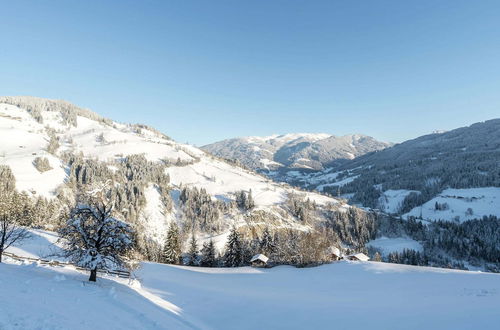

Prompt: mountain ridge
xmin=202 ymin=132 xmax=391 ymax=173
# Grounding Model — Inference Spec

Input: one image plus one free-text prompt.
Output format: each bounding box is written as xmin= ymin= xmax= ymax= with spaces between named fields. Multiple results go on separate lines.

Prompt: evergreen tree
xmin=259 ymin=227 xmax=275 ymax=256
xmin=200 ymin=240 xmax=216 ymax=267
xmin=224 ymin=227 xmax=244 ymax=267
xmin=163 ymin=222 xmax=182 ymax=264
xmin=186 ymin=234 xmax=198 ymax=266
xmin=246 ymin=189 xmax=255 ymax=209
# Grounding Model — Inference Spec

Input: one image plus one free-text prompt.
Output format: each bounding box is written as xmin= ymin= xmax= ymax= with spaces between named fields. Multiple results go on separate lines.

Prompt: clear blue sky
xmin=1 ymin=0 xmax=499 ymax=145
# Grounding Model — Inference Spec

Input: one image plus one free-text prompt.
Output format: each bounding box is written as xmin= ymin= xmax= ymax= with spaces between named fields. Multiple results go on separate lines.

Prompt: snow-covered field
xmin=2 ymin=235 xmax=500 ymax=330
xmin=404 ymin=187 xmax=500 ymax=222
xmin=378 ymin=189 xmax=420 ymax=214
xmin=367 ymin=236 xmax=423 ymax=256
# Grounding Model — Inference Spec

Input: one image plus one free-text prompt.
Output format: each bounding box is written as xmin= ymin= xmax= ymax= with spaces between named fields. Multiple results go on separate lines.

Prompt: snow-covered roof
xmin=328 ymin=246 xmax=341 ymax=256
xmin=347 ymin=253 xmax=370 ymax=261
xmin=250 ymin=254 xmax=269 ymax=263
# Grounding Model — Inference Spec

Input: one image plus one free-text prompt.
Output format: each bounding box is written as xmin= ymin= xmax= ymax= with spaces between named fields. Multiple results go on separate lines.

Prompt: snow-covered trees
xmin=235 ymin=190 xmax=255 ymax=210
xmin=0 ymin=165 xmax=16 ymax=193
xmin=200 ymin=240 xmax=217 ymax=267
xmin=163 ymin=223 xmax=182 ymax=264
xmin=286 ymin=193 xmax=315 ymax=222
xmin=179 ymin=186 xmax=227 ymax=233
xmin=46 ymin=128 xmax=60 ymax=155
xmin=324 ymin=207 xmax=377 ymax=250
xmin=33 ymin=157 xmax=52 ymax=173
xmin=58 ymin=189 xmax=134 ymax=281
xmin=259 ymin=227 xmax=275 ymax=256
xmin=186 ymin=234 xmax=198 ymax=266
xmin=224 ymin=227 xmax=244 ymax=267
xmin=0 ymin=192 xmax=30 ymax=263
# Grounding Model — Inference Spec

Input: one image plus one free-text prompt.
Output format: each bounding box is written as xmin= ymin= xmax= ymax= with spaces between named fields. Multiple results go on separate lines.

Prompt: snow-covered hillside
xmin=0 ymin=96 xmax=347 ymax=246
xmin=367 ymin=236 xmax=423 ymax=256
xmin=2 ymin=241 xmax=500 ymax=330
xmin=403 ymin=187 xmax=500 ymax=222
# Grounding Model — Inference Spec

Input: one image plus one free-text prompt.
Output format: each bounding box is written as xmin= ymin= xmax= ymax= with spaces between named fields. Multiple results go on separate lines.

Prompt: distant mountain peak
xmin=202 ymin=133 xmax=391 ymax=173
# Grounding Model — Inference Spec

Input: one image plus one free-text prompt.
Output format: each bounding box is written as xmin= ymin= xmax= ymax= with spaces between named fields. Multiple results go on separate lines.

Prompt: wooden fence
xmin=3 ymin=251 xmax=131 ymax=279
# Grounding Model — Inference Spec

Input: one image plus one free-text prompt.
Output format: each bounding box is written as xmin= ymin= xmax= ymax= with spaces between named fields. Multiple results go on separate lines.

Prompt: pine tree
xmin=259 ymin=227 xmax=275 ymax=256
xmin=246 ymin=189 xmax=255 ymax=209
xmin=236 ymin=191 xmax=246 ymax=209
xmin=373 ymin=251 xmax=382 ymax=262
xmin=163 ymin=222 xmax=181 ymax=264
xmin=200 ymin=240 xmax=216 ymax=267
xmin=186 ymin=234 xmax=198 ymax=266
xmin=224 ymin=227 xmax=244 ymax=267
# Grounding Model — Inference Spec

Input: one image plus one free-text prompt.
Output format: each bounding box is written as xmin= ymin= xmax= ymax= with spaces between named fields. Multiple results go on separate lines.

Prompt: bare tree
xmin=58 ymin=186 xmax=134 ymax=281
xmin=0 ymin=193 xmax=30 ymax=263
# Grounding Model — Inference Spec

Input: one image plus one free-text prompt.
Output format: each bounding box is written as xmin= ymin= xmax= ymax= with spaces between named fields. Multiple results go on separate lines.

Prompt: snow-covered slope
xmin=367 ymin=236 xmax=423 ymax=256
xmin=0 ymin=96 xmax=347 ymax=245
xmin=2 ymin=250 xmax=499 ymax=330
xmin=0 ymin=97 xmax=195 ymax=198
xmin=202 ymin=133 xmax=391 ymax=173
xmin=403 ymin=187 xmax=500 ymax=222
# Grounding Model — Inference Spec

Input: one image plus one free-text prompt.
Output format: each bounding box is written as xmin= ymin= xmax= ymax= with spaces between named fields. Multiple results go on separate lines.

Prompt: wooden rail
xmin=3 ymin=251 xmax=131 ymax=279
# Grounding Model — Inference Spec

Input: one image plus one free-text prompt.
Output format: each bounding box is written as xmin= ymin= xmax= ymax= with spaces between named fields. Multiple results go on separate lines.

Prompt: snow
xmin=2 ymin=234 xmax=500 ymax=330
xmin=0 ymin=104 xmax=67 ymax=198
xmin=0 ymin=261 xmax=194 ymax=330
xmin=165 ymin=157 xmax=337 ymax=208
xmin=250 ymin=254 xmax=269 ymax=263
xmin=244 ymin=133 xmax=332 ymax=146
xmin=65 ymin=116 xmax=194 ymax=163
xmin=378 ymin=189 xmax=420 ymax=214
xmin=259 ymin=158 xmax=282 ymax=169
xmin=346 ymin=253 xmax=370 ymax=261
xmin=140 ymin=184 xmax=171 ymax=244
xmin=316 ymin=175 xmax=359 ymax=192
xmin=3 ymin=257 xmax=500 ymax=329
xmin=367 ymin=237 xmax=423 ymax=256
xmin=6 ymin=229 xmax=63 ymax=260
xmin=403 ymin=187 xmax=500 ymax=222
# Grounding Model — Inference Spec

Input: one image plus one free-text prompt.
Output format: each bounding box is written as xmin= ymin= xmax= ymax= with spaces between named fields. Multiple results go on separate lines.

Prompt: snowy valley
xmin=0 ymin=96 xmax=499 ymax=330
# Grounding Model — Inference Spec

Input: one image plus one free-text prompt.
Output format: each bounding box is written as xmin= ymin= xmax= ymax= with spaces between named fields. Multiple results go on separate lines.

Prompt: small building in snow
xmin=328 ymin=246 xmax=342 ymax=261
xmin=345 ymin=253 xmax=370 ymax=262
xmin=250 ymin=254 xmax=269 ymax=267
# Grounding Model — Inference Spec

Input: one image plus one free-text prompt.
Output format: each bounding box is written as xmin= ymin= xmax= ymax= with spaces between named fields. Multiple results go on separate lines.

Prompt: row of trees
xmin=160 ymin=225 xmax=335 ymax=268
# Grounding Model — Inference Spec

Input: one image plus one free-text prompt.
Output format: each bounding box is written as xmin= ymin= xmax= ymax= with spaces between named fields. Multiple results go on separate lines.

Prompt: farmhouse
xmin=345 ymin=253 xmax=370 ymax=262
xmin=250 ymin=254 xmax=269 ymax=267
xmin=328 ymin=246 xmax=342 ymax=261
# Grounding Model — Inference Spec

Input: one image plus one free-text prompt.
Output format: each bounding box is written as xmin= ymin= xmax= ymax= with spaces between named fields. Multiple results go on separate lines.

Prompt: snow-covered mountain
xmin=202 ymin=133 xmax=391 ymax=173
xmin=0 ymin=96 xmax=349 ymax=250
xmin=293 ymin=119 xmax=500 ymax=222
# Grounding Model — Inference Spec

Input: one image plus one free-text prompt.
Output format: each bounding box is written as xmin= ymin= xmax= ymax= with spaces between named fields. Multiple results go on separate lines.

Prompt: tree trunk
xmin=89 ymin=268 xmax=97 ymax=282
xmin=0 ymin=249 xmax=3 ymax=263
